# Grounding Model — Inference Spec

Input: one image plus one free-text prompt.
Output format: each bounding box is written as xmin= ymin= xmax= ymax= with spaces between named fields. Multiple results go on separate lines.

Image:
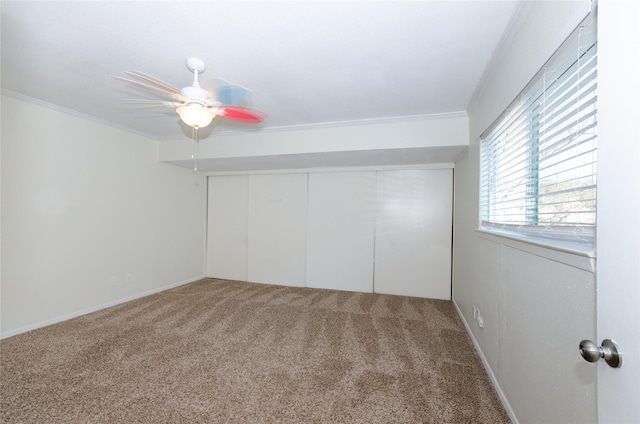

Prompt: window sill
xmin=475 ymin=228 xmax=596 ymax=273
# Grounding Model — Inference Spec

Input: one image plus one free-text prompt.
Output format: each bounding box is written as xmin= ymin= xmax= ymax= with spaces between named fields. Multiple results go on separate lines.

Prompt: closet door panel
xmin=306 ymin=171 xmax=376 ymax=292
xmin=374 ymin=169 xmax=453 ymax=299
xmin=206 ymin=176 xmax=249 ymax=280
xmin=248 ymin=174 xmax=307 ymax=287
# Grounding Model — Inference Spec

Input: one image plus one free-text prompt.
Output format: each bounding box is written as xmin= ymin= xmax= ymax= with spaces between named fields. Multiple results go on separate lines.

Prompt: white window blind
xmin=480 ymin=13 xmax=597 ymax=247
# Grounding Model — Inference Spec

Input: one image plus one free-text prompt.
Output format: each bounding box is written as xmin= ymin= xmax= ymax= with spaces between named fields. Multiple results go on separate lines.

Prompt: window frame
xmin=478 ymin=13 xmax=598 ymax=254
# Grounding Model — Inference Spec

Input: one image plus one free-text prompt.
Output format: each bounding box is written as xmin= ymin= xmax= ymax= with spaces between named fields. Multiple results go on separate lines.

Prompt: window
xmin=480 ymin=13 xmax=597 ymax=248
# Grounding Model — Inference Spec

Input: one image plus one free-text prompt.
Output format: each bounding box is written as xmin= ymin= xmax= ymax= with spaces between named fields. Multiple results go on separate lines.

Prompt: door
xmin=248 ymin=173 xmax=307 ymax=287
xmin=206 ymin=176 xmax=249 ymax=280
xmin=306 ymin=171 xmax=376 ymax=292
xmin=596 ymin=2 xmax=640 ymax=422
xmin=374 ymin=169 xmax=453 ymax=299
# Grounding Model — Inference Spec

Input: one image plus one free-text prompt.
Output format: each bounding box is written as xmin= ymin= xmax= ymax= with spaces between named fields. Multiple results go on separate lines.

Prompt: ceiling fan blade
xmin=113 ymin=76 xmax=186 ymax=102
xmin=215 ymin=85 xmax=252 ymax=106
xmin=121 ymin=99 xmax=182 ymax=107
xmin=217 ymin=106 xmax=266 ymax=123
xmin=126 ymin=71 xmax=185 ymax=98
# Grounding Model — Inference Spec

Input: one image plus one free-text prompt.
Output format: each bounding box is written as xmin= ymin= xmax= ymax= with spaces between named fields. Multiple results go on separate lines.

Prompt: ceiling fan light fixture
xmin=177 ymin=104 xmax=215 ymax=128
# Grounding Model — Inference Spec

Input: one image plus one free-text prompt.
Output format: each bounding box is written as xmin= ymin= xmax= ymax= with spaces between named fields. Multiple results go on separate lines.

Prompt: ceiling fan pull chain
xmin=192 ymin=127 xmax=199 ymax=172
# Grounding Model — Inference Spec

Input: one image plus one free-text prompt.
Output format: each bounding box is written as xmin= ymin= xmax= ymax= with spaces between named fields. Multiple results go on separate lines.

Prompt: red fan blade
xmin=218 ymin=106 xmax=266 ymax=123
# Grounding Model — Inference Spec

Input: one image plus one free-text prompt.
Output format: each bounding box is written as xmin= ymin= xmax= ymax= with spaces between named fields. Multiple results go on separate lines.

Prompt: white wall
xmin=454 ymin=1 xmax=597 ymax=423
xmin=1 ymin=94 xmax=207 ymax=337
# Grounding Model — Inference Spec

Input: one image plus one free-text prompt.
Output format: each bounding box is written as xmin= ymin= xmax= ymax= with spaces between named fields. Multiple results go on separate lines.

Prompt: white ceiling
xmin=1 ymin=0 xmax=520 ymax=143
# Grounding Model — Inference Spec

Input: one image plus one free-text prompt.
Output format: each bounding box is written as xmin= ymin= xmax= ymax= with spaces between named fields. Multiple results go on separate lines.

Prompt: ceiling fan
xmin=115 ymin=57 xmax=265 ymax=129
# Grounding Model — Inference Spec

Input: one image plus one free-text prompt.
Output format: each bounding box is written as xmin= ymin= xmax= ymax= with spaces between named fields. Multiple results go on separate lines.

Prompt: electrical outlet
xmin=473 ymin=305 xmax=484 ymax=328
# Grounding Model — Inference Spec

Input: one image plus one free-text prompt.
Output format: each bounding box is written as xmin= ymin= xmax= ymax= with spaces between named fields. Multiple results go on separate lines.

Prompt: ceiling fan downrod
xmin=186 ymin=58 xmax=206 ymax=87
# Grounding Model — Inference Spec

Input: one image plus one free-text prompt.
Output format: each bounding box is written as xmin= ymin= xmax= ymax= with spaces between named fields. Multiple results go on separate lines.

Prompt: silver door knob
xmin=579 ymin=339 xmax=622 ymax=368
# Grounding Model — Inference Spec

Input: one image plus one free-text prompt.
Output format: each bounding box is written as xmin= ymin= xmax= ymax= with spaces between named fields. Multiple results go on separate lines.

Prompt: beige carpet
xmin=1 ymin=279 xmax=509 ymax=423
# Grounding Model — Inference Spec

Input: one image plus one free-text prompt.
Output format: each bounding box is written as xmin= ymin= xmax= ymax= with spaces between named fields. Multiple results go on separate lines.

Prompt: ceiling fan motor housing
xmin=181 ymin=85 xmax=209 ymax=103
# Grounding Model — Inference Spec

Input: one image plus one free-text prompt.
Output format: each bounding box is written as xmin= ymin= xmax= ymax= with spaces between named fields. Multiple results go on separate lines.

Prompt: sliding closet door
xmin=206 ymin=175 xmax=249 ymax=280
xmin=248 ymin=173 xmax=307 ymax=287
xmin=374 ymin=169 xmax=453 ymax=299
xmin=306 ymin=171 xmax=376 ymax=292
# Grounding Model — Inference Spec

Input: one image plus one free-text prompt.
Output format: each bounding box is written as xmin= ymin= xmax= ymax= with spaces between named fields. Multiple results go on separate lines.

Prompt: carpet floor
xmin=1 ymin=279 xmax=510 ymax=423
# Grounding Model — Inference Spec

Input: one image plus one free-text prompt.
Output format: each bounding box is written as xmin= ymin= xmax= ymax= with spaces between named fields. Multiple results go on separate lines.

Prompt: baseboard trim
xmin=452 ymin=298 xmax=519 ymax=424
xmin=0 ymin=275 xmax=205 ymax=340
